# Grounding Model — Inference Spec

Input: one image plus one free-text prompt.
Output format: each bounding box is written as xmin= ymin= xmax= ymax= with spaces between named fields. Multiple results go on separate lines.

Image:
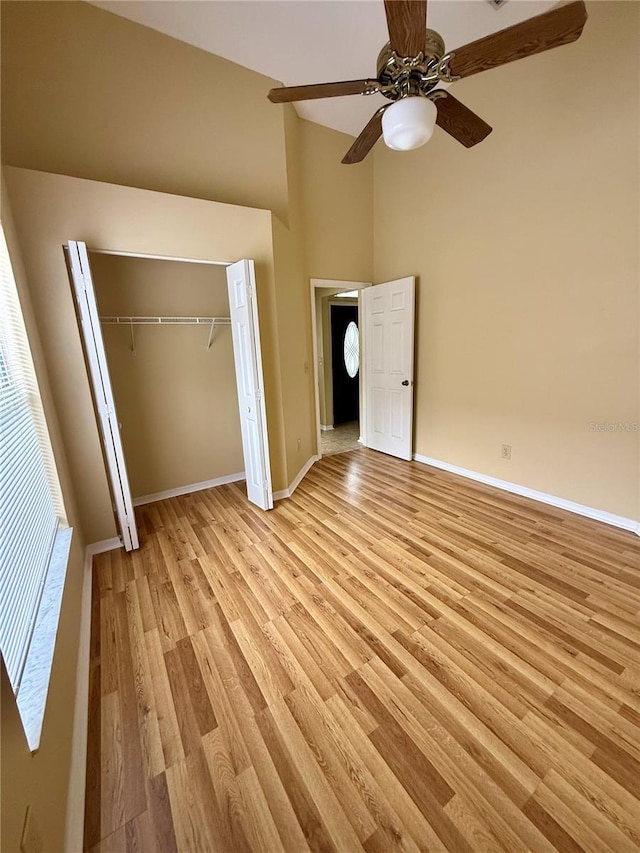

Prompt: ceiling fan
xmin=268 ymin=0 xmax=587 ymax=164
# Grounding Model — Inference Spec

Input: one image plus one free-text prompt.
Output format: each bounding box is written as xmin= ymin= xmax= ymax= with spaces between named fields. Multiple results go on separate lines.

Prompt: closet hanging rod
xmin=100 ymin=316 xmax=231 ymax=325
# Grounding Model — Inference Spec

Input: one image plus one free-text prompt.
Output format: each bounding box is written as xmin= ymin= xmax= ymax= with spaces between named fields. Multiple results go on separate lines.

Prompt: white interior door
xmin=66 ymin=241 xmax=139 ymax=550
xmin=362 ymin=276 xmax=415 ymax=461
xmin=226 ymin=260 xmax=273 ymax=510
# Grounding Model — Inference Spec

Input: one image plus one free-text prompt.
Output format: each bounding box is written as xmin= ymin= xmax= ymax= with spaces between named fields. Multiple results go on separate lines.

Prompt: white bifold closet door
xmin=226 ymin=260 xmax=273 ymax=510
xmin=66 ymin=241 xmax=139 ymax=551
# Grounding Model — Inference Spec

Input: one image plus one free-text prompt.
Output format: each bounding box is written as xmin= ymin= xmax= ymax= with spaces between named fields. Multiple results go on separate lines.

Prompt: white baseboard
xmin=274 ymin=455 xmax=319 ymax=500
xmin=64 ymin=546 xmax=94 ymax=852
xmin=86 ymin=536 xmax=122 ymax=555
xmin=320 ymin=424 xmax=334 ymax=431
xmin=413 ymin=453 xmax=639 ymax=534
xmin=133 ymin=472 xmax=245 ymax=507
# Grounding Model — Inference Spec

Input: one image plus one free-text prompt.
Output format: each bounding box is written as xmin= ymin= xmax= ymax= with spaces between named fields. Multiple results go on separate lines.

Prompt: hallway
xmin=320 ymin=421 xmax=360 ymax=457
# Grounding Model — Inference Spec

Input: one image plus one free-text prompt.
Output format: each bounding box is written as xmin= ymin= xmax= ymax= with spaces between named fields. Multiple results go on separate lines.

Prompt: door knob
xmin=401 ymin=380 xmax=410 ymax=386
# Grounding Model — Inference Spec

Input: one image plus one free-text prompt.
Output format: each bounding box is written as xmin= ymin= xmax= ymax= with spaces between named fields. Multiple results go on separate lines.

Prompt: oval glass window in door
xmin=343 ymin=320 xmax=359 ymax=378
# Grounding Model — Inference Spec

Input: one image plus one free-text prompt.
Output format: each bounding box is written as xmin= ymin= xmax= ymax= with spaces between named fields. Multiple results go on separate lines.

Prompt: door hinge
xmin=247 ymin=282 xmax=255 ymax=300
xmin=100 ymin=404 xmax=116 ymax=419
xmin=255 ymin=388 xmax=263 ymax=401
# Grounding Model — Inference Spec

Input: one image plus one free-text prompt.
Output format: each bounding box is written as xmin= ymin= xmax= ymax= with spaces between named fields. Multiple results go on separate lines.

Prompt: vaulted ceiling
xmin=91 ymin=0 xmax=558 ymax=137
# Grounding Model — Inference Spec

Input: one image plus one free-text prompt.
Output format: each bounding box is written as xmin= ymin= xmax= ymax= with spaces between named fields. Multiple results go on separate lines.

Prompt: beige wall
xmin=268 ymin=114 xmax=376 ymax=475
xmin=1 ymin=181 xmax=88 ymax=853
xmin=0 ymin=1 xmax=377 ymax=489
xmin=1 ymin=0 xmax=289 ymax=222
xmin=300 ymin=120 xmax=374 ymax=283
xmin=270 ymin=107 xmax=315 ymax=483
xmin=92 ymin=255 xmax=244 ymax=498
xmin=4 ymin=167 xmax=286 ymax=542
xmin=299 ymin=120 xmax=375 ymax=452
xmin=373 ymin=0 xmax=639 ymax=520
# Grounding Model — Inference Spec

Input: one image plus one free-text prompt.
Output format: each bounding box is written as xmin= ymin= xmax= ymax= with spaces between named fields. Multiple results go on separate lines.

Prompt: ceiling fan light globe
xmin=382 ymin=97 xmax=437 ymax=152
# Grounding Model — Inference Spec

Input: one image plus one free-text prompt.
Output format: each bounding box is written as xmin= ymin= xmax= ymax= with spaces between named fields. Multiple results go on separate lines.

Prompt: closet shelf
xmin=99 ymin=316 xmax=231 ymax=352
xmin=100 ymin=316 xmax=230 ymax=325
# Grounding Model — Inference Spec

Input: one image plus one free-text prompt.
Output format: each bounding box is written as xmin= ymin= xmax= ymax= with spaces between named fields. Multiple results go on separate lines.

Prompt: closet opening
xmin=66 ymin=243 xmax=272 ymax=551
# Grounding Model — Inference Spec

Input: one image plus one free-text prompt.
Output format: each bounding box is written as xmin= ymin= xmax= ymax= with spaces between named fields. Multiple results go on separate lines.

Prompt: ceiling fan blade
xmin=342 ymin=107 xmax=388 ymax=164
xmin=268 ymin=79 xmax=377 ymax=103
xmin=448 ymin=0 xmax=587 ymax=79
xmin=384 ymin=0 xmax=427 ymax=57
xmin=433 ymin=92 xmax=492 ymax=148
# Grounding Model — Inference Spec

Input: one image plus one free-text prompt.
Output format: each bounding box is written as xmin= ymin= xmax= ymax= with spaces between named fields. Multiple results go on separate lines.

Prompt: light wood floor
xmin=85 ymin=450 xmax=640 ymax=852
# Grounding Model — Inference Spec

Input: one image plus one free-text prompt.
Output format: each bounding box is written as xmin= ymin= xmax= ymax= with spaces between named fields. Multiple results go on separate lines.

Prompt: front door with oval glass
xmin=331 ymin=304 xmax=359 ymax=425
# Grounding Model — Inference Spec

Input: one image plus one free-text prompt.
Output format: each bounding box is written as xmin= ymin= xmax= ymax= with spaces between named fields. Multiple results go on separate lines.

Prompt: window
xmin=0 ymin=222 xmax=71 ymax=750
xmin=343 ymin=320 xmax=359 ymax=378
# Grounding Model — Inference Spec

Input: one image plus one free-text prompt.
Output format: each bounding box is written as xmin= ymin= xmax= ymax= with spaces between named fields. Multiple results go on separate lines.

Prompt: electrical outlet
xmin=501 ymin=444 xmax=512 ymax=460
xmin=21 ymin=807 xmax=44 ymax=853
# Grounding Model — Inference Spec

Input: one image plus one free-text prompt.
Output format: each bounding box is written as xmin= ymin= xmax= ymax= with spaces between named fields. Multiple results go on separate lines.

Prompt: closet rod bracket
xmin=206 ymin=319 xmax=216 ymax=351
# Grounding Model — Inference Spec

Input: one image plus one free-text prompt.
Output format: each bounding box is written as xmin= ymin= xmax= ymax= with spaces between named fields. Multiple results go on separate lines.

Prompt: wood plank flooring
xmin=85 ymin=450 xmax=640 ymax=852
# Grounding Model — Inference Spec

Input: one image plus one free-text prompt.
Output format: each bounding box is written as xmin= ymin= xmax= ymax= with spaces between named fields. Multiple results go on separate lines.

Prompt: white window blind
xmin=0 ymin=223 xmax=66 ymax=693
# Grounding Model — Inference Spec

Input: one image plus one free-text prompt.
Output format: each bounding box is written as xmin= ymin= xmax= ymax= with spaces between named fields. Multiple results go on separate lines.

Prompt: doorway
xmin=310 ymin=279 xmax=370 ymax=458
xmin=311 ymin=275 xmax=417 ymax=464
xmin=322 ymin=302 xmax=359 ymax=457
xmin=67 ymin=242 xmax=272 ymax=551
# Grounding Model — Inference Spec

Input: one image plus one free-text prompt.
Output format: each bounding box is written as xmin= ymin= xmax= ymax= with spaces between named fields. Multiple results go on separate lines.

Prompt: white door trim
xmin=310 ymin=278 xmax=371 ymax=458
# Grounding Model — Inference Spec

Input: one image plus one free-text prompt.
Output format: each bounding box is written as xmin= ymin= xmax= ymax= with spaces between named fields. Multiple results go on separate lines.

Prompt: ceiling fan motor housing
xmin=376 ymin=29 xmax=446 ymax=100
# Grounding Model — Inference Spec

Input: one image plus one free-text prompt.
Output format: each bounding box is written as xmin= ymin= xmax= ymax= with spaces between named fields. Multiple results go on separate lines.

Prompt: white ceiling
xmin=91 ymin=0 xmax=558 ymax=137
